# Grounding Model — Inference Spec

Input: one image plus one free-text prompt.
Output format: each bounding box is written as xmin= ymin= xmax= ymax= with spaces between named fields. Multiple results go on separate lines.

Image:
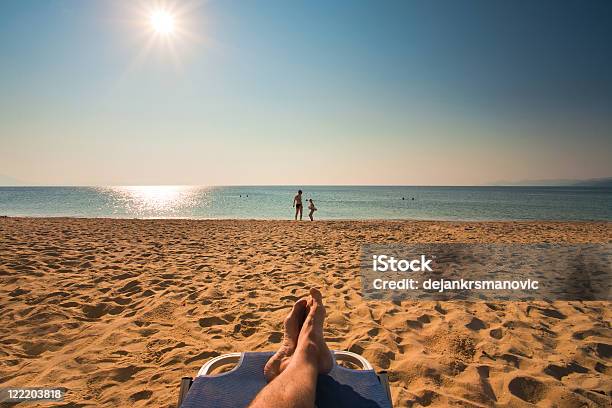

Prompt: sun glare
xmin=112 ymin=186 xmax=197 ymax=216
xmin=125 ymin=1 xmax=203 ymax=69
xmin=149 ymin=9 xmax=176 ymax=35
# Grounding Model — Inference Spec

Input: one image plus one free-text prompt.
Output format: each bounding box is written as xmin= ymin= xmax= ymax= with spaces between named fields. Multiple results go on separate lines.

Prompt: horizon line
xmin=0 ymin=182 xmax=610 ymax=188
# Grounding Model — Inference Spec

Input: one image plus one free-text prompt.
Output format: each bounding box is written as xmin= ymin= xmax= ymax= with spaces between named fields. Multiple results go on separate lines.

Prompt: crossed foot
xmin=263 ymin=288 xmax=334 ymax=382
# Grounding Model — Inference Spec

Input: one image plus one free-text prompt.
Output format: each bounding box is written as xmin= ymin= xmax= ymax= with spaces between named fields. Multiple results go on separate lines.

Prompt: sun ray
xmin=111 ymin=0 xmax=214 ymax=79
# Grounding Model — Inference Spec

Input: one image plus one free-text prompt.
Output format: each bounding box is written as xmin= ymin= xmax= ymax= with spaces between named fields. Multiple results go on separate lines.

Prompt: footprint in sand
xmin=477 ymin=365 xmax=497 ymax=402
xmin=434 ymin=303 xmax=446 ymax=315
xmin=198 ymin=316 xmax=227 ymax=327
xmin=406 ymin=320 xmax=423 ymax=329
xmin=185 ymin=350 xmax=219 ymax=364
xmin=540 ymin=308 xmax=567 ymax=319
xmin=9 ymin=288 xmax=30 ymax=297
xmin=417 ymin=314 xmax=431 ymax=324
xmin=500 ymin=353 xmax=521 ymax=368
xmin=22 ymin=342 xmax=47 ymax=357
xmin=591 ymin=342 xmax=611 ymax=359
xmin=465 ymin=317 xmax=487 ymax=331
xmin=82 ymin=303 xmax=111 ymax=319
xmin=489 ymin=328 xmax=503 ymax=339
xmin=508 ymin=376 xmax=546 ymax=404
xmin=572 ymin=328 xmax=605 ymax=340
xmin=130 ymin=390 xmax=152 ymax=402
xmin=544 ymin=362 xmax=588 ymax=380
xmin=112 ymin=365 xmax=145 ymax=382
xmin=410 ymin=389 xmax=439 ymax=406
xmin=117 ymin=280 xmax=142 ymax=295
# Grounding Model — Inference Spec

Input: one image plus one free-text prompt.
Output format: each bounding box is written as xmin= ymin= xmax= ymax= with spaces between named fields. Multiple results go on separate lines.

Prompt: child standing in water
xmin=308 ymin=198 xmax=317 ymax=221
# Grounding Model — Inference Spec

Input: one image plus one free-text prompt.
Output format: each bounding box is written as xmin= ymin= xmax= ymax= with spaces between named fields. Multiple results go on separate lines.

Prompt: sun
xmin=127 ymin=1 xmax=202 ymax=67
xmin=149 ymin=9 xmax=176 ymax=36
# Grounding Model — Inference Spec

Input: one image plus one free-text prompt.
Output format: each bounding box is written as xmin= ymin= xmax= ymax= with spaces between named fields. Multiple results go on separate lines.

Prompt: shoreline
xmin=2 ymin=215 xmax=612 ymax=223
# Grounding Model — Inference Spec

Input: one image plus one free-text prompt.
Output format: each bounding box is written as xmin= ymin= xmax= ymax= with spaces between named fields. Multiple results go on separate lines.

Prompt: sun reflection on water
xmin=108 ymin=185 xmax=201 ymax=217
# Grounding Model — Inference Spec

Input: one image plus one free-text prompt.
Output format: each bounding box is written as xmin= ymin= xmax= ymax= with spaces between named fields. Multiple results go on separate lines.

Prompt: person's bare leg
xmin=264 ymin=298 xmax=308 ymax=382
xmin=299 ymin=206 xmax=303 ymax=220
xmin=295 ymin=206 xmax=299 ymax=220
xmin=249 ymin=289 xmax=334 ymax=408
xmin=249 ymin=341 xmax=319 ymax=408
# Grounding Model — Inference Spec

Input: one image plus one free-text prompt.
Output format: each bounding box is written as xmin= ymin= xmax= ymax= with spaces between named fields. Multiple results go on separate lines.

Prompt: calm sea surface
xmin=0 ymin=186 xmax=610 ymax=221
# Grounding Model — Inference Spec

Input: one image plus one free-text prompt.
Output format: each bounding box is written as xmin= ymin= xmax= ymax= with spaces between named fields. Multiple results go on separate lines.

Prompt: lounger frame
xmin=177 ymin=351 xmax=392 ymax=407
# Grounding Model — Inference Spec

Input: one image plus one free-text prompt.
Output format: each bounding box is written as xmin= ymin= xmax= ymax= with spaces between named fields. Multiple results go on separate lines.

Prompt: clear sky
xmin=1 ymin=0 xmax=611 ymax=186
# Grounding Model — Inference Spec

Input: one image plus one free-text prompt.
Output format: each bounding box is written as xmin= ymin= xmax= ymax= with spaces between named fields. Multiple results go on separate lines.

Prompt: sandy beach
xmin=0 ymin=217 xmax=610 ymax=407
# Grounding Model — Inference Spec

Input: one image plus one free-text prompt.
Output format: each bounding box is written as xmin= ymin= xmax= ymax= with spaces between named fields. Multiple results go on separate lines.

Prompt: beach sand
xmin=1 ymin=218 xmax=610 ymax=407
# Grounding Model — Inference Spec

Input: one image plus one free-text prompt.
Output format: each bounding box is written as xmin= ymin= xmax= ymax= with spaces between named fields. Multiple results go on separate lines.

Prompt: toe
xmin=308 ymin=288 xmax=326 ymax=321
xmin=284 ymin=298 xmax=309 ymax=345
xmin=285 ymin=298 xmax=307 ymax=323
xmin=310 ymin=288 xmax=323 ymax=303
xmin=295 ymin=297 xmax=308 ymax=315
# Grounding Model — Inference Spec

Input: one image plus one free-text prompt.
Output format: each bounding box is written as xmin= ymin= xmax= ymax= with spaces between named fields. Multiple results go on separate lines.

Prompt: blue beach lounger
xmin=178 ymin=350 xmax=393 ymax=407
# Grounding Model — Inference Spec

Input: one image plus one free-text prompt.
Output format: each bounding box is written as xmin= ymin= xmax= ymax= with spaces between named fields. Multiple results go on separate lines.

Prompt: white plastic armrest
xmin=197 ymin=350 xmax=373 ymax=377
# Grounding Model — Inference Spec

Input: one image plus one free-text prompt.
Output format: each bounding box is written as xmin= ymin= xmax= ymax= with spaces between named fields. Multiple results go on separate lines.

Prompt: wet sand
xmin=0 ymin=218 xmax=610 ymax=407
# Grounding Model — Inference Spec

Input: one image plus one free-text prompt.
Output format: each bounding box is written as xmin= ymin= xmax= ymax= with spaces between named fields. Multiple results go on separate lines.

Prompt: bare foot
xmin=292 ymin=288 xmax=334 ymax=375
xmin=264 ymin=298 xmax=308 ymax=382
xmin=310 ymin=288 xmax=334 ymax=374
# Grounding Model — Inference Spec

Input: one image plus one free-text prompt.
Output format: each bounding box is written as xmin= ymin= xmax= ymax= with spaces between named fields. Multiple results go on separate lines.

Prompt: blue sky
xmin=0 ymin=0 xmax=611 ymax=185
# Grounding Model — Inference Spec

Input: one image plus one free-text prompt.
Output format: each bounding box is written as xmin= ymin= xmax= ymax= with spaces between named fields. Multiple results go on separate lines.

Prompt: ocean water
xmin=0 ymin=186 xmax=610 ymax=221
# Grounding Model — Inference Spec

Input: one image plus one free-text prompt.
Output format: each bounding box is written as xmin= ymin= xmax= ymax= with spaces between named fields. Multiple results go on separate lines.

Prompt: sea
xmin=0 ymin=186 xmax=610 ymax=221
